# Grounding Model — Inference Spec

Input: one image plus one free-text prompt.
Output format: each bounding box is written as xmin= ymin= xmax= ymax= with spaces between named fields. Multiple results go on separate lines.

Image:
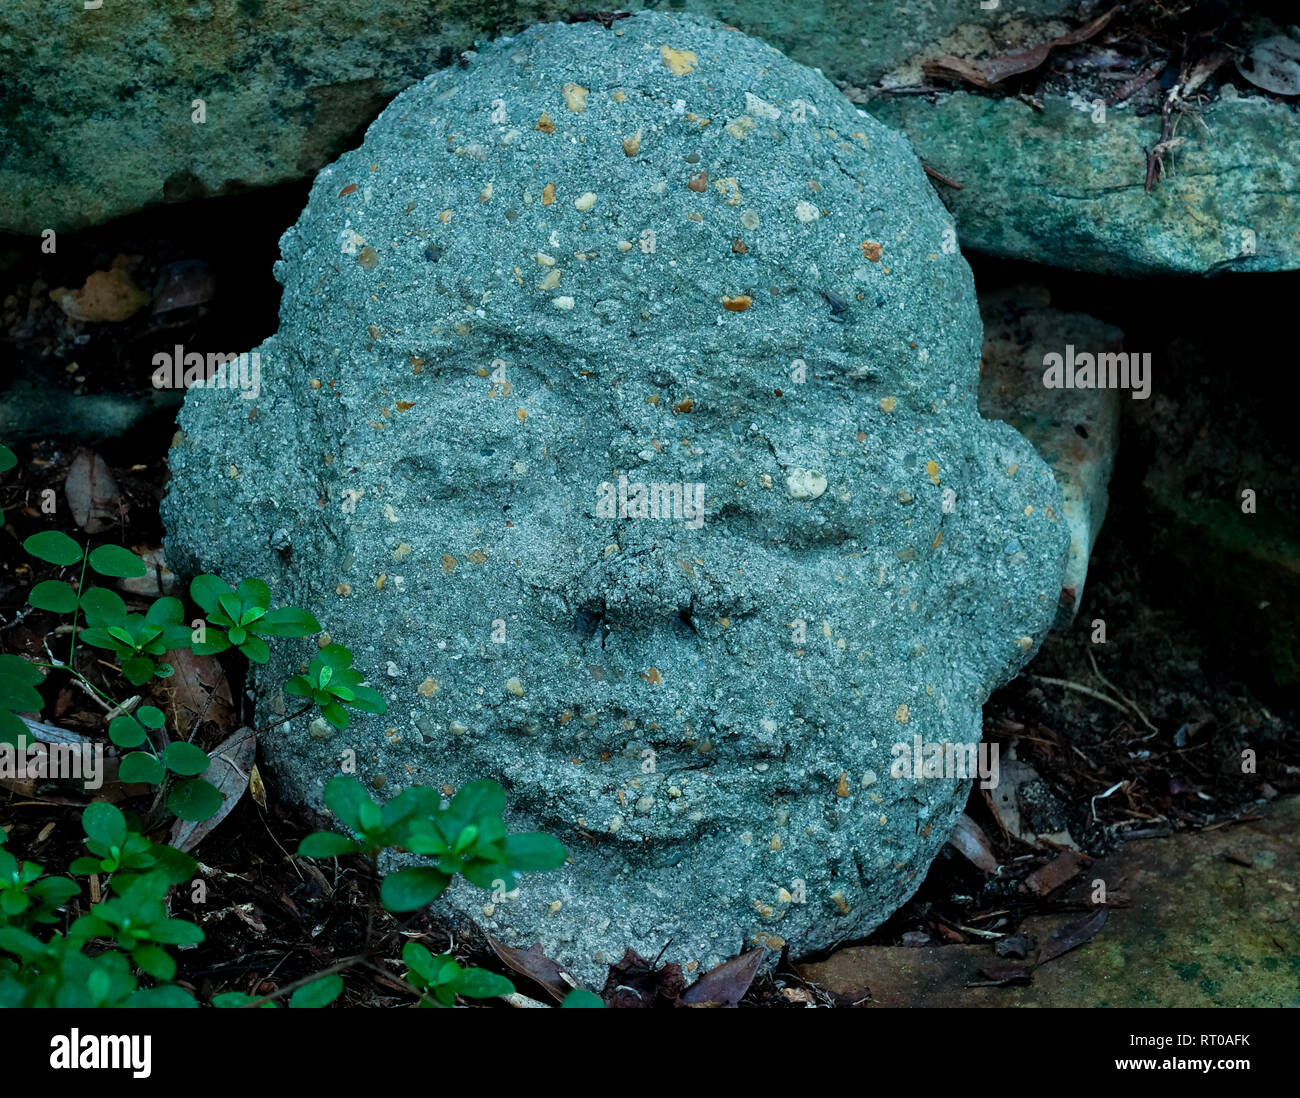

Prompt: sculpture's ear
xmin=161 ymin=334 xmax=306 ymax=599
xmin=958 ymin=418 xmax=1069 ymax=693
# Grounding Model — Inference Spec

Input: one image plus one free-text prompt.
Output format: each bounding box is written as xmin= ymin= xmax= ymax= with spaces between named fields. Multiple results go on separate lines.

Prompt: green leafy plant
xmin=289 ymin=775 xmax=589 ymax=1009
xmin=69 ymin=869 xmax=204 ymax=983
xmin=106 ymin=707 xmax=222 ymax=821
xmin=300 ymin=776 xmax=567 ymax=911
xmin=0 ymin=653 xmax=45 ymax=747
xmin=79 ymin=590 xmax=194 ymax=685
xmin=23 ymin=531 xmax=186 ymax=686
xmin=401 ymin=942 xmax=513 ymax=1007
xmin=68 ymin=802 xmax=196 ymax=884
xmin=2 ymin=470 xmax=579 ymax=1009
xmin=0 ymin=831 xmax=78 ymax=929
xmin=285 ymin=644 xmax=387 ymax=730
xmin=190 ymin=574 xmax=321 ymax=664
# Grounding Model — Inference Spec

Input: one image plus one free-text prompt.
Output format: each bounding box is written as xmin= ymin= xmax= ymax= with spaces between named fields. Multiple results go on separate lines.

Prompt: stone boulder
xmin=162 ymin=12 xmax=1068 ymax=984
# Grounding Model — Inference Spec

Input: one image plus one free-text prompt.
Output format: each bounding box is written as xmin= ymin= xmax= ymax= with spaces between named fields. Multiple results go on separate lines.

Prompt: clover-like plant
xmin=299 ymin=776 xmax=567 ymax=912
xmin=79 ymin=589 xmax=193 ymax=686
xmin=285 ymin=644 xmax=387 ymax=730
xmin=22 ymin=532 xmax=187 ymax=686
xmin=69 ymin=802 xmax=197 ymax=884
xmin=189 ymin=575 xmax=320 ymax=663
xmin=68 ymin=869 xmax=204 ymax=984
xmin=0 ymin=832 xmax=78 ymax=931
xmin=106 ymin=706 xmax=222 ymax=821
xmin=401 ymin=942 xmax=513 ymax=1008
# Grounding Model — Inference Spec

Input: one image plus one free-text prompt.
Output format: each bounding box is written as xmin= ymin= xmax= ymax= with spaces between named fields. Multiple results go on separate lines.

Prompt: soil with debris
xmin=867 ymin=0 xmax=1300 ymax=111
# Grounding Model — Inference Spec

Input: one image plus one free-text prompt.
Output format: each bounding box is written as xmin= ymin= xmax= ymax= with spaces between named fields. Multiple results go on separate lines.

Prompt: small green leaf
xmin=80 ymin=586 xmax=128 ymax=627
xmin=0 ymin=655 xmax=43 ymax=686
xmin=258 ymin=607 xmax=322 ymax=637
xmin=401 ymin=941 xmax=438 ymax=981
xmin=144 ymin=597 xmax=184 ymax=627
xmin=212 ymin=991 xmax=268 ymax=1008
xmin=238 ymin=634 xmax=270 ymax=664
xmin=168 ymin=779 xmax=223 ymax=821
xmin=77 ymin=627 xmax=119 ymax=650
xmin=451 ymin=824 xmax=478 ymax=856
xmin=560 ymin=988 xmax=605 ymax=1008
xmin=322 ymin=778 xmax=372 ymax=834
xmin=318 ymin=644 xmax=354 ymax=670
xmin=23 ymin=531 xmax=82 ymax=567
xmin=297 ymin=832 xmax=361 ymax=858
xmin=348 ymin=685 xmax=388 ymax=715
xmin=108 ymin=716 xmax=147 ymax=749
xmin=81 ymin=802 xmax=127 ymax=849
xmin=358 ymin=798 xmax=381 ymax=834
xmin=119 ymin=752 xmax=165 ymax=785
xmin=0 ymin=709 xmax=29 ymax=747
xmin=130 ymin=943 xmax=175 ymax=981
xmin=28 ymin=580 xmax=78 ymax=613
xmin=289 ymin=974 xmax=343 ymax=1009
xmin=148 ymin=917 xmax=204 ymax=945
xmin=0 ymin=675 xmax=43 ymax=713
xmin=450 ymin=967 xmax=514 ymax=999
xmin=124 ymin=985 xmax=198 ymax=1008
xmin=217 ymin=593 xmax=243 ymax=625
xmin=449 ymin=780 xmax=507 ymax=824
xmin=137 ymin=705 xmax=166 ymax=730
xmin=380 ymin=867 xmax=451 ymax=912
xmin=87 ymin=544 xmax=147 ymax=579
xmin=162 ymin=741 xmax=210 ymax=777
xmin=235 ymin=577 xmax=271 ymax=612
xmin=321 ymin=701 xmax=350 ymax=730
xmin=120 ymin=656 xmax=158 ymax=686
xmin=503 ymin=832 xmax=569 ymax=872
xmin=190 ymin=630 xmax=231 ymax=656
xmin=189 ymin=574 xmax=230 ymax=614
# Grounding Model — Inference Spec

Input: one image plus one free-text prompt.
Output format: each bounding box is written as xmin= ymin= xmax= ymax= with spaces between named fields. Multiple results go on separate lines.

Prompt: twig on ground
xmin=1029 ymin=674 xmax=1135 ymax=717
xmin=1086 ymin=649 xmax=1158 ymax=732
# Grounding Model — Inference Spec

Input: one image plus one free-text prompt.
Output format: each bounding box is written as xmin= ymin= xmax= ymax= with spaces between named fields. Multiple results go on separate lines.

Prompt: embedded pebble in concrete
xmin=162 ymin=12 xmax=1068 ymax=986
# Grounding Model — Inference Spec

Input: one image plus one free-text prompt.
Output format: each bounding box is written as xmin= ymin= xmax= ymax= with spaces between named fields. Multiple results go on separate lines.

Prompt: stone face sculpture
xmin=162 ymin=12 xmax=1068 ymax=983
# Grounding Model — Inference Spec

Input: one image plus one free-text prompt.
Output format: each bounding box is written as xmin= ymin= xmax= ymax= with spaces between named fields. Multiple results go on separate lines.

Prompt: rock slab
xmin=162 ymin=13 xmax=1068 ymax=984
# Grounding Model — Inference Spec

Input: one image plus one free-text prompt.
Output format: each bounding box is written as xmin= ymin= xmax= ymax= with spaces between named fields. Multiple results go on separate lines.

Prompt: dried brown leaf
xmin=167 ymin=726 xmax=256 ymax=852
xmin=947 ymin=812 xmax=999 ymax=873
xmin=486 ymin=938 xmax=579 ymax=1003
xmin=1037 ymin=906 xmax=1107 ymax=966
xmin=64 ymin=450 xmax=120 ymax=534
xmin=924 ymin=7 xmax=1119 ymax=89
xmin=680 ymin=948 xmax=765 ymax=1006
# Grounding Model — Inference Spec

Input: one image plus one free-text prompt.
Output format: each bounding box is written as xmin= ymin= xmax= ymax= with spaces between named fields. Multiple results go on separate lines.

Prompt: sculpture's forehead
xmin=281 ymin=13 xmax=976 ymax=401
